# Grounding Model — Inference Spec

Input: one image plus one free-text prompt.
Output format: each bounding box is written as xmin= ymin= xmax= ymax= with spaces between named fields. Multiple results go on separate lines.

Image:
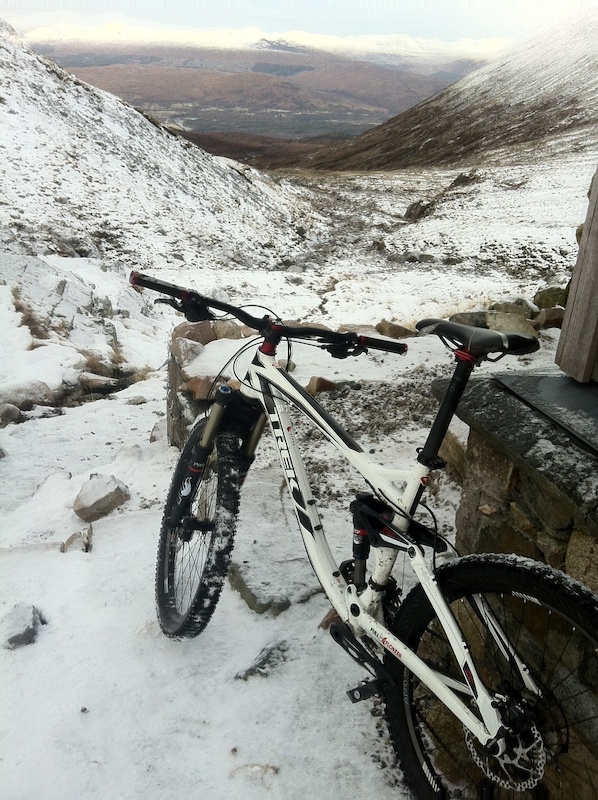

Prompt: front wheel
xmin=155 ymin=418 xmax=250 ymax=639
xmin=383 ymin=554 xmax=598 ymax=799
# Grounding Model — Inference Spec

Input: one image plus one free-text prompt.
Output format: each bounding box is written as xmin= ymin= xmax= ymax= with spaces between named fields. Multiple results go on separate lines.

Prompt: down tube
xmin=266 ymin=392 xmax=349 ymax=616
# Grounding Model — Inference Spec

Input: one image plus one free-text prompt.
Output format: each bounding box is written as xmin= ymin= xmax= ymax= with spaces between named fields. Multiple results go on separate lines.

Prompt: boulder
xmin=79 ymin=372 xmax=120 ymax=393
xmin=305 ymin=376 xmax=338 ymax=395
xmin=149 ymin=418 xmax=167 ymax=443
xmin=375 ymin=319 xmax=416 ymax=339
xmin=282 ymin=320 xmax=332 ymax=331
xmin=531 ymin=307 xmax=565 ymax=330
xmin=449 ymin=311 xmax=537 ymax=337
xmin=1 ymin=603 xmax=47 ymax=649
xmin=0 ymin=403 xmax=23 ymax=426
xmin=172 ymin=320 xmax=215 ymax=346
xmin=234 ymin=641 xmax=289 ymax=681
xmin=337 ymin=324 xmax=378 ymax=334
xmin=169 ymin=336 xmax=205 ymax=371
xmin=489 ymin=298 xmax=537 ymax=319
xmin=533 ymin=286 xmax=567 ymax=309
xmin=213 ymin=320 xmax=243 ymax=340
xmin=448 ymin=311 xmax=489 ymax=328
xmin=404 ymin=199 xmax=435 ymax=221
xmin=73 ymin=474 xmax=130 ymax=522
xmin=180 ymin=375 xmax=224 ymax=401
xmin=485 ymin=311 xmax=537 ymax=337
xmin=0 ymin=380 xmax=54 ymax=410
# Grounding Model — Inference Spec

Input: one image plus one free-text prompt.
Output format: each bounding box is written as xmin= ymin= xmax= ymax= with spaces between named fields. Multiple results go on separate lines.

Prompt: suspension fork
xmin=167 ymin=385 xmax=234 ymax=526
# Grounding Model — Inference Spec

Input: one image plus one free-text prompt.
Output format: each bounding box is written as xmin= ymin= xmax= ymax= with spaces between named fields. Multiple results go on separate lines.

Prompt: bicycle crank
xmin=329 ymin=621 xmax=395 ymax=702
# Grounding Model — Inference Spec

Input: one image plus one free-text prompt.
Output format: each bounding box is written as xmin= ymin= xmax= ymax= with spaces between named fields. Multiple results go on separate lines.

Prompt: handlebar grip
xmin=130 ymin=270 xmax=196 ymax=301
xmin=360 ymin=335 xmax=408 ymax=355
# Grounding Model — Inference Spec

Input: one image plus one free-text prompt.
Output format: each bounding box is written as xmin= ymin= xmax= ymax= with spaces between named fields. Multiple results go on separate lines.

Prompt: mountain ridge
xmin=287 ymin=10 xmax=598 ymax=170
xmin=15 ymin=21 xmax=509 ymax=140
xmin=16 ymin=20 xmax=510 ymax=67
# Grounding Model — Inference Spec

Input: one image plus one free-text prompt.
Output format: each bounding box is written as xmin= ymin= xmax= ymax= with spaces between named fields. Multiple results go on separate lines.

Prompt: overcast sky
xmin=2 ymin=0 xmax=596 ymax=40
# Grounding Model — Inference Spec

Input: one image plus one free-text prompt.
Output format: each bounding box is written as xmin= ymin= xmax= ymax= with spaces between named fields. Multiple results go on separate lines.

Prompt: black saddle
xmin=416 ymin=318 xmax=539 ymax=359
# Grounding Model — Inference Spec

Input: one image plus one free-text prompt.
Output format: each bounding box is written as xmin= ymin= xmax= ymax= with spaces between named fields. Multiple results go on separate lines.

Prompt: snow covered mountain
xmin=302 ymin=10 xmax=598 ymax=170
xmin=0 ymin=20 xmax=319 ymax=267
xmin=10 ymin=18 xmax=507 ymax=141
xmin=13 ymin=15 xmax=509 ymax=72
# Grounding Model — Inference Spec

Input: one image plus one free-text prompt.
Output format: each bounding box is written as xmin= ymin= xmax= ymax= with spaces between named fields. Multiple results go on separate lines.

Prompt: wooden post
xmin=555 ymin=164 xmax=598 ymax=383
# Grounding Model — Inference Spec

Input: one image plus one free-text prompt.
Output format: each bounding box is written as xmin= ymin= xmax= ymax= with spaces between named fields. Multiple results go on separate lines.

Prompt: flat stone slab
xmin=497 ymin=373 xmax=598 ymax=453
xmin=432 ymin=373 xmax=598 ymax=530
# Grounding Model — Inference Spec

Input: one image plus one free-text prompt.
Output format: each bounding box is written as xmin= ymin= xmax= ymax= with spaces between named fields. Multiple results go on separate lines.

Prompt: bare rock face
xmin=1 ymin=603 xmax=47 ymax=649
xmin=73 ymin=474 xmax=130 ymax=522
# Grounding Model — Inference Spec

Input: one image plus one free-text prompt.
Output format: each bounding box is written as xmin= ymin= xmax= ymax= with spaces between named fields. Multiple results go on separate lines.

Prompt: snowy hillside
xmin=304 ymin=10 xmax=598 ymax=169
xmin=0 ymin=20 xmax=318 ymax=267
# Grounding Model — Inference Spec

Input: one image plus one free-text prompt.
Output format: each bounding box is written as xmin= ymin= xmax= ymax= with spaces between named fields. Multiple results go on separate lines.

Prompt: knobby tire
xmin=155 ymin=419 xmax=250 ymax=639
xmin=383 ymin=553 xmax=598 ymax=799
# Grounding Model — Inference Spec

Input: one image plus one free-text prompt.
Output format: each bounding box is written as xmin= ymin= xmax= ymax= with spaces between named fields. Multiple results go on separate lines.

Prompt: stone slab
xmin=432 ymin=374 xmax=598 ymax=531
xmin=496 ymin=373 xmax=598 ymax=454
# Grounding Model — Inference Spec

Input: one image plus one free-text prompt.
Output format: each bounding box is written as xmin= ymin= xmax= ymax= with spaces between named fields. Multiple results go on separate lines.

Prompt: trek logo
xmin=382 ymin=636 xmax=402 ymax=659
xmin=270 ymin=414 xmax=314 ymax=535
xmin=180 ymin=477 xmax=193 ymax=497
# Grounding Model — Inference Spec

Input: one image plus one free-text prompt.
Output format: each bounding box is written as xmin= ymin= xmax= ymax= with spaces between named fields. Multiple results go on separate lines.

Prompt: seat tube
xmin=417 ymin=352 xmax=476 ymax=469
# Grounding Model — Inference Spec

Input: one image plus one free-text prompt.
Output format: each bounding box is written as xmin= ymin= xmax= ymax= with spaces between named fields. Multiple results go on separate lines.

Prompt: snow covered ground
xmin=0 ymin=249 xmax=575 ymax=800
xmin=1 ymin=17 xmax=598 ymax=800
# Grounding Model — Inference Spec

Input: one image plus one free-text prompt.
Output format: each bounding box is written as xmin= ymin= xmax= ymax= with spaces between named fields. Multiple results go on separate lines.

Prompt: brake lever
xmin=324 ymin=343 xmax=368 ymax=359
xmin=154 ymin=297 xmax=215 ymax=322
xmin=154 ymin=298 xmax=181 ymax=311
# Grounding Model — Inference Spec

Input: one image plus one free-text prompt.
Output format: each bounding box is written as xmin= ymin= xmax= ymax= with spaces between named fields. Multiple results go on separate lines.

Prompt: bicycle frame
xmin=127 ymin=270 xmax=548 ymax=766
xmin=232 ymin=346 xmax=511 ymax=746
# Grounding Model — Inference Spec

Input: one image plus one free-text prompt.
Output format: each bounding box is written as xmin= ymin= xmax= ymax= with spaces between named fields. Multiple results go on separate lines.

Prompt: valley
xmin=33 ymin=38 xmax=488 ymax=141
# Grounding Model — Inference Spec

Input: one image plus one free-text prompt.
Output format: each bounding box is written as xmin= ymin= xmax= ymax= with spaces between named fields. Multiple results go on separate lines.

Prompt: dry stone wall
xmin=435 ymin=377 xmax=598 ymax=594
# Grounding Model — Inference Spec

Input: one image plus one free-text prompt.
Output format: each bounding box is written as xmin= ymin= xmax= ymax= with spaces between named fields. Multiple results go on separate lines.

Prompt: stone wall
xmin=435 ymin=376 xmax=598 ymax=593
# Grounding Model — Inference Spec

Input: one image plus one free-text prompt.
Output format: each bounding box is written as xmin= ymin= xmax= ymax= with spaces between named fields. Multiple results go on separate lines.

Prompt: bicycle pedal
xmin=347 ymin=679 xmax=383 ymax=703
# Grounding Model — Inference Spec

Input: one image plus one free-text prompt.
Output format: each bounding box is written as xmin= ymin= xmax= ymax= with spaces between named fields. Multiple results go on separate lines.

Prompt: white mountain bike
xmin=130 ymin=271 xmax=598 ymax=799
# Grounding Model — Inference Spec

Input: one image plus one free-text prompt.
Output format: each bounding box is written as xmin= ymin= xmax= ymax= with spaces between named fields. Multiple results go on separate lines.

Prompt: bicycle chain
xmin=464 ymin=721 xmax=547 ymax=791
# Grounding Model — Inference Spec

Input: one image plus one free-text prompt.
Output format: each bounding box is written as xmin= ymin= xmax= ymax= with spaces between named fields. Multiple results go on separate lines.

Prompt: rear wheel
xmin=155 ymin=419 xmax=250 ymax=638
xmin=383 ymin=554 xmax=598 ymax=799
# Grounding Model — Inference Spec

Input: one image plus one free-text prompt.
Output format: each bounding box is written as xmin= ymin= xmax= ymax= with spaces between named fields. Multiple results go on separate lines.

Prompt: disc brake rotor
xmin=464 ymin=721 xmax=547 ymax=791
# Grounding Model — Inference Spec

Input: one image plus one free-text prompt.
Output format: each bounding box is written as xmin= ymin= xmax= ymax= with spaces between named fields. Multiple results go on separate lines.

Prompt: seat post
xmin=417 ymin=352 xmax=477 ymax=469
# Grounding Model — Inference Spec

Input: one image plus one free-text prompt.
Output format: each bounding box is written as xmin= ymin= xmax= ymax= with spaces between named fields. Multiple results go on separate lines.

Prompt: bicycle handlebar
xmin=129 ymin=270 xmax=408 ymax=358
